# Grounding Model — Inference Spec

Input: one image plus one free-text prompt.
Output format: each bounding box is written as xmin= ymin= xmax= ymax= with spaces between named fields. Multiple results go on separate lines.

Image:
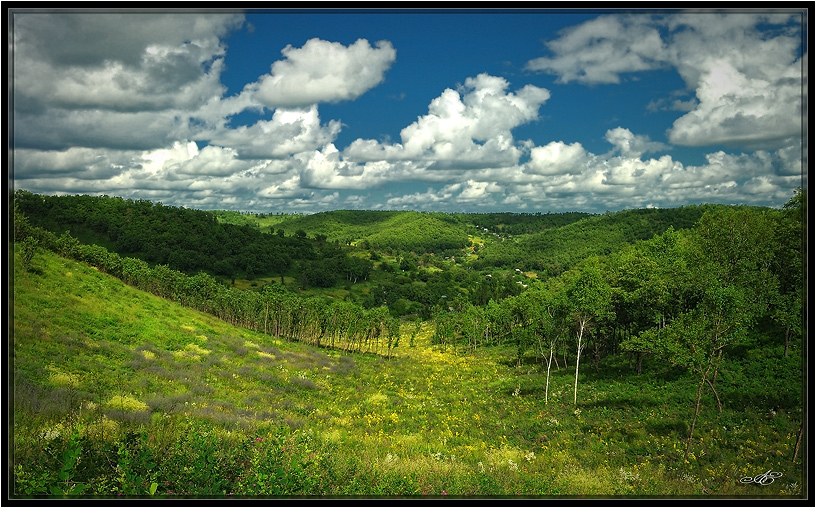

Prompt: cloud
xmin=660 ymin=150 xmax=773 ymax=190
xmin=420 ymin=129 xmax=801 ymax=213
xmin=525 ymin=14 xmax=668 ymax=84
xmin=174 ymin=145 xmax=260 ymax=177
xmin=385 ymin=184 xmax=461 ymax=209
xmin=13 ymin=147 xmax=139 ymax=180
xmin=207 ymin=105 xmax=342 ymax=159
xmin=601 ymin=154 xmax=681 ymax=187
xmin=299 ymin=144 xmax=382 ymax=190
xmin=13 ymin=13 xmax=242 ymax=114
xmin=527 ymin=13 xmax=803 ymax=151
xmin=14 ymin=12 xmax=243 ymax=68
xmin=11 ymin=12 xmax=802 ymax=215
xmin=291 ymin=73 xmax=552 ymax=192
xmin=344 ymin=73 xmax=550 ymax=170
xmin=524 ymin=141 xmax=589 ymax=176
xmin=258 ymin=175 xmax=310 ymax=199
xmin=457 ymin=180 xmax=503 ymax=202
xmin=248 ymin=38 xmax=396 ymax=108
xmin=12 ymin=12 xmax=245 ymax=152
xmin=603 ymin=127 xmax=669 ymax=157
xmin=646 ymin=95 xmax=697 ymax=113
xmin=666 ymin=57 xmax=803 ymax=149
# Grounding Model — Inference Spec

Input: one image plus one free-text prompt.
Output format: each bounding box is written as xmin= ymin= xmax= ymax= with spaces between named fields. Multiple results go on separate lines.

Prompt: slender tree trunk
xmin=545 ymin=343 xmax=554 ymax=404
xmin=264 ymin=303 xmax=269 ymax=335
xmin=574 ymin=322 xmax=585 ymax=406
xmin=784 ymin=326 xmax=790 ymax=358
xmin=711 ymin=349 xmax=723 ymax=387
xmin=708 ymin=349 xmax=724 ymax=412
xmin=563 ymin=339 xmax=568 ymax=369
xmin=685 ymin=361 xmax=713 ymax=462
xmin=593 ymin=336 xmax=601 ymax=374
xmin=573 ymin=349 xmax=580 ymax=405
xmin=705 ymin=377 xmax=723 ymax=413
xmin=793 ymin=419 xmax=803 ymax=462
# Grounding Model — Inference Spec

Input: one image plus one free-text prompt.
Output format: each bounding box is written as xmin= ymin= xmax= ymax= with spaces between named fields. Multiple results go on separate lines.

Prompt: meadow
xmin=11 ymin=245 xmax=804 ymax=499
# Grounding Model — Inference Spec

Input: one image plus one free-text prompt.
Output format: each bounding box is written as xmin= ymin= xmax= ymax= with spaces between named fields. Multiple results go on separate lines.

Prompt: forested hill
xmin=454 ymin=211 xmax=593 ymax=236
xmin=269 ymin=210 xmax=470 ymax=254
xmin=12 ymin=190 xmax=350 ymax=281
xmin=11 ymin=188 xmax=804 ymax=497
xmin=469 ymin=205 xmax=732 ymax=276
xmin=236 ymin=207 xmax=712 ymax=261
xmin=269 ymin=209 xmax=595 ymax=248
xmin=13 ymin=190 xmax=780 ymax=295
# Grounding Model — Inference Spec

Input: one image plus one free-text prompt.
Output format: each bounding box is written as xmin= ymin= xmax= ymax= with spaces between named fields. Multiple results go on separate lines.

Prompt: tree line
xmin=13 ymin=203 xmax=401 ymax=357
xmin=431 ymin=191 xmax=804 ymax=460
xmin=274 ymin=209 xmax=471 ymax=255
xmin=12 ymin=191 xmax=365 ymax=286
xmin=469 ymin=205 xmax=721 ymax=276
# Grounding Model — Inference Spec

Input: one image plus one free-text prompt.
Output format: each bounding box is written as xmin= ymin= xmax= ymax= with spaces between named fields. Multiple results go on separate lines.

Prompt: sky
xmin=10 ymin=8 xmax=807 ymax=214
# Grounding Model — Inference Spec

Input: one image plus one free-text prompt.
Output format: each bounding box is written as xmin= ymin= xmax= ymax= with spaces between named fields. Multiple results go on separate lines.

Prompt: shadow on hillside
xmin=723 ymin=389 xmax=800 ymax=412
xmin=574 ymin=396 xmax=661 ymax=411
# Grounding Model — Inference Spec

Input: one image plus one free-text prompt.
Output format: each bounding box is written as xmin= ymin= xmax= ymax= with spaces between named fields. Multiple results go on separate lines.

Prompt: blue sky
xmin=11 ymin=9 xmax=806 ymax=213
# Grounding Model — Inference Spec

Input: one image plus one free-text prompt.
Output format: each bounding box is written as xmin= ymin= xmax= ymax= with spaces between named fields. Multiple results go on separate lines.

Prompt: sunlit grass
xmin=11 ymin=245 xmax=804 ymax=498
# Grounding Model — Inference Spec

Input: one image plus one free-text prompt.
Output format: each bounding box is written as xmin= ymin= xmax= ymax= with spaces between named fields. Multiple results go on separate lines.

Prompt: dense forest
xmin=13 ymin=191 xmax=368 ymax=288
xmin=11 ymin=188 xmax=805 ymax=497
xmin=13 ymin=189 xmax=804 ymax=355
xmin=14 ymin=190 xmax=741 ymax=319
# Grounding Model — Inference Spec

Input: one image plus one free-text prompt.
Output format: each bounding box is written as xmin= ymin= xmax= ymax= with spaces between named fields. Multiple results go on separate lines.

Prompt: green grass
xmin=11 ymin=246 xmax=804 ymax=498
xmin=210 ymin=210 xmax=300 ymax=233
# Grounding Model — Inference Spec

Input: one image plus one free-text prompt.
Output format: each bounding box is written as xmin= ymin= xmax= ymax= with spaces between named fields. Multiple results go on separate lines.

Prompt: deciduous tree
xmin=563 ymin=258 xmax=613 ymax=405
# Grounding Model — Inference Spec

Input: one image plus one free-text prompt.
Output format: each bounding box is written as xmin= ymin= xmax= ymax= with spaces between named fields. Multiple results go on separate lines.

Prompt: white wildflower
xmin=42 ymin=428 xmax=61 ymax=441
xmin=782 ymin=482 xmax=801 ymax=495
xmin=619 ymin=467 xmax=641 ymax=483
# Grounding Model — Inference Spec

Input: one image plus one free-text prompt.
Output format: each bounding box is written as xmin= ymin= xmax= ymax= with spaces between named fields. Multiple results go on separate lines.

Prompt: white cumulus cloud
xmin=249 ymin=38 xmax=396 ymax=108
xmin=207 ymin=105 xmax=342 ymax=159
xmin=604 ymin=127 xmax=669 ymax=157
xmin=525 ymin=14 xmax=668 ymax=84
xmin=526 ymin=12 xmax=803 ymax=151
xmin=344 ymin=73 xmax=550 ymax=170
xmin=524 ymin=141 xmax=589 ymax=176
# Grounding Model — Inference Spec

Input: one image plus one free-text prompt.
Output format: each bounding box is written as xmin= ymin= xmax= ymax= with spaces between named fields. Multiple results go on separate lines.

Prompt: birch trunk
xmin=545 ymin=343 xmax=554 ymax=404
xmin=574 ymin=320 xmax=585 ymax=406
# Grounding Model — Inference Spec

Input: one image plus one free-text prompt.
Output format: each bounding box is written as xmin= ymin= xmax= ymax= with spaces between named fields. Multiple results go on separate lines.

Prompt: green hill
xmin=272 ymin=210 xmax=470 ymax=254
xmin=473 ymin=205 xmax=738 ymax=275
xmin=12 ymin=191 xmax=359 ymax=282
xmin=11 ymin=240 xmax=803 ymax=497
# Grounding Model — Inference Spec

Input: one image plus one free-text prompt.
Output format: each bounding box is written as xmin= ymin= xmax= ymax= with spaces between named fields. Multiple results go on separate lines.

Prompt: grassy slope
xmin=263 ymin=210 xmax=401 ymax=242
xmin=11 ymin=246 xmax=804 ymax=497
xmin=472 ymin=206 xmax=721 ymax=274
xmin=252 ymin=210 xmax=469 ymax=253
xmin=210 ymin=210 xmax=302 ymax=233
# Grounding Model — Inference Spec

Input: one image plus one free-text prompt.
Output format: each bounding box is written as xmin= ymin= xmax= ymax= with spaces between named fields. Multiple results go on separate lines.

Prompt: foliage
xmin=269 ymin=209 xmax=470 ymax=254
xmin=11 ymin=233 xmax=804 ymax=498
xmin=10 ymin=189 xmax=804 ymax=498
xmin=472 ymin=205 xmax=722 ymax=275
xmin=12 ymin=190 xmax=351 ymax=283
